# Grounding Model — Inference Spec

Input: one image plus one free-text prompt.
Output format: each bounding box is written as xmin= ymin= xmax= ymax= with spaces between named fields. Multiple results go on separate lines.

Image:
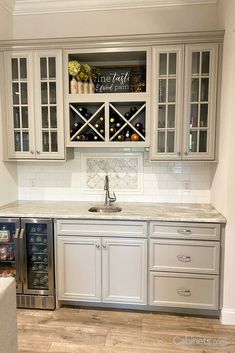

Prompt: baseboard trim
xmin=221 ymin=309 xmax=235 ymax=325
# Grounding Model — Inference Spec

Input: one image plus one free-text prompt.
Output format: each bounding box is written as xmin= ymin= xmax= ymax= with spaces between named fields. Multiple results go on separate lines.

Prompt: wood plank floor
xmin=17 ymin=307 xmax=235 ymax=353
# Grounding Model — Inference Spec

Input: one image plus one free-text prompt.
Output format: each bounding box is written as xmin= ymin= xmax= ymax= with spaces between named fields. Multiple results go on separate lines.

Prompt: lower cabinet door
xmin=102 ymin=237 xmax=147 ymax=305
xmin=57 ymin=236 xmax=101 ymax=302
xmin=149 ymin=272 xmax=219 ymax=310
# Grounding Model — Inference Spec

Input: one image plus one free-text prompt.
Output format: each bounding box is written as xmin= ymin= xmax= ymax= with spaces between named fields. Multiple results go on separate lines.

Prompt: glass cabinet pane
xmin=14 ymin=132 xmax=21 ymax=151
xmin=201 ymin=78 xmax=209 ymax=101
xmin=51 ymin=132 xmax=58 ymax=152
xmin=13 ymin=107 xmax=20 ymax=128
xmin=158 ymin=105 xmax=166 ymax=128
xmin=159 ymin=80 xmax=166 ymax=102
xmin=42 ymin=107 xmax=49 ymax=128
xmin=189 ymin=131 xmax=197 ymax=152
xmin=159 ymin=54 xmax=167 ymax=76
xmin=200 ymin=104 xmax=208 ymax=127
xmin=21 ymin=107 xmax=29 ymax=128
xmin=168 ymin=79 xmax=176 ymax=102
xmin=192 ymin=52 xmax=200 ymax=74
xmin=11 ymin=59 xmax=18 ymax=80
xmin=50 ymin=107 xmax=57 ymax=128
xmin=21 ymin=83 xmax=28 ymax=104
xmin=167 ymin=131 xmax=175 ymax=152
xmin=201 ymin=52 xmax=210 ymax=75
xmin=41 ymin=82 xmax=48 ymax=104
xmin=40 ymin=58 xmax=47 ymax=80
xmin=199 ymin=131 xmax=207 ymax=152
xmin=20 ymin=58 xmax=27 ymax=80
xmin=49 ymin=82 xmax=56 ymax=104
xmin=157 ymin=131 xmax=165 ymax=153
xmin=191 ymin=78 xmax=199 ymax=101
xmin=190 ymin=104 xmax=198 ymax=128
xmin=169 ymin=53 xmax=176 ymax=75
xmin=12 ymin=83 xmax=19 ymax=105
xmin=22 ymin=132 xmax=29 ymax=151
xmin=42 ymin=131 xmax=49 ymax=152
xmin=168 ymin=105 xmax=175 ymax=128
xmin=49 ymin=57 xmax=56 ymax=78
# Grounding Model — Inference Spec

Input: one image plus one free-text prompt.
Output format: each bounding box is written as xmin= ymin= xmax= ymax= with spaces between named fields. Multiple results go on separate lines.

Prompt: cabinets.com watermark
xmin=173 ymin=336 xmax=226 ymax=346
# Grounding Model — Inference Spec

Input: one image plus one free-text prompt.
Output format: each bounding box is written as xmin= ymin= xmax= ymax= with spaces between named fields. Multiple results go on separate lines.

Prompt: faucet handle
xmin=109 ymin=192 xmax=116 ymax=204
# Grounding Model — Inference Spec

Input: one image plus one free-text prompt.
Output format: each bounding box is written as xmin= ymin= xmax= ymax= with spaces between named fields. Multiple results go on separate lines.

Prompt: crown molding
xmin=0 ymin=0 xmax=15 ymax=13
xmin=0 ymin=31 xmax=224 ymax=51
xmin=13 ymin=0 xmax=218 ymax=16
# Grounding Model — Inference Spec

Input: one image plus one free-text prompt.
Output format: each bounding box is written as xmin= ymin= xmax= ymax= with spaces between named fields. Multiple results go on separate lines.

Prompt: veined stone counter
xmin=0 ymin=200 xmax=226 ymax=223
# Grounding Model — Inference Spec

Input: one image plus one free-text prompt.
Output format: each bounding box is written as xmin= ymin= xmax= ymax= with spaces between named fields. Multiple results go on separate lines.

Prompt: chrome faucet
xmin=104 ymin=175 xmax=116 ymax=207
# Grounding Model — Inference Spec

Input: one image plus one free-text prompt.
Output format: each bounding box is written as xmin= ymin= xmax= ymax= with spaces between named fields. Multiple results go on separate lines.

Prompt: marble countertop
xmin=0 ymin=200 xmax=226 ymax=223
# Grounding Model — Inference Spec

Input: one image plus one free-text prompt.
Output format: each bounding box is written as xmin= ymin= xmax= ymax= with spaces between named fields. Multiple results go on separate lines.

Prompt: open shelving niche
xmin=64 ymin=48 xmax=151 ymax=148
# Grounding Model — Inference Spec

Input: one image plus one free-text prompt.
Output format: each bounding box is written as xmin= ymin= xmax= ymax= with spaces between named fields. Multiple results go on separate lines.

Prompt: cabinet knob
xmin=36 ymin=150 xmax=40 ymax=154
xmin=30 ymin=150 xmax=34 ymax=154
xmin=96 ymin=244 xmax=100 ymax=249
xmin=177 ymin=152 xmax=181 ymax=156
xmin=184 ymin=152 xmax=188 ymax=156
xmin=102 ymin=244 xmax=107 ymax=249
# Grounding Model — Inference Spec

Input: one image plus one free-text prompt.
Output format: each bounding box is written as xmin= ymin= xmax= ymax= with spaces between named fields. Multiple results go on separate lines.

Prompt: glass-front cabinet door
xmin=34 ymin=50 xmax=64 ymax=159
xmin=5 ymin=50 xmax=64 ymax=160
xmin=182 ymin=44 xmax=218 ymax=160
xmin=5 ymin=53 xmax=35 ymax=158
xmin=150 ymin=46 xmax=183 ymax=160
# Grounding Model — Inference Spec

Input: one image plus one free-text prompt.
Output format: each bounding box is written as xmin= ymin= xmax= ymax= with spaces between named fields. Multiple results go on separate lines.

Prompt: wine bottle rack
xmin=70 ymin=102 xmax=105 ymax=142
xmin=68 ymin=100 xmax=147 ymax=144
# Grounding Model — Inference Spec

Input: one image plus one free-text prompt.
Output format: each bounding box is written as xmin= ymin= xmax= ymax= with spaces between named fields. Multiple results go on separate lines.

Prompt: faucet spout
xmin=104 ymin=175 xmax=116 ymax=207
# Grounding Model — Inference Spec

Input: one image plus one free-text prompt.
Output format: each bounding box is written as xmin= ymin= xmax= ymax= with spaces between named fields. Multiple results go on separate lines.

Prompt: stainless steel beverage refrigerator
xmin=0 ymin=218 xmax=55 ymax=309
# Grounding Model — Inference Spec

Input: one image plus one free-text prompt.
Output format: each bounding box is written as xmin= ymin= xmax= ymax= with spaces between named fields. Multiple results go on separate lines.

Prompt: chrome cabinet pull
xmin=177 ymin=229 xmax=192 ymax=235
xmin=177 ymin=255 xmax=191 ymax=262
xmin=19 ymin=229 xmax=26 ymax=283
xmin=177 ymin=288 xmax=191 ymax=296
xmin=14 ymin=228 xmax=20 ymax=284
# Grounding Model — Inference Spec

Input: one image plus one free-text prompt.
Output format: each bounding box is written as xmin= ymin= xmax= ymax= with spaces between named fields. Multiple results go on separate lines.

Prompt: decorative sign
xmin=94 ymin=66 xmax=146 ymax=93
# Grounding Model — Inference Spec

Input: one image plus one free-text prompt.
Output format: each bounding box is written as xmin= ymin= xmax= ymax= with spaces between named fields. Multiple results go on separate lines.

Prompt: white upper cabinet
xmin=64 ymin=47 xmax=151 ymax=147
xmin=150 ymin=43 xmax=218 ymax=161
xmin=5 ymin=50 xmax=65 ymax=160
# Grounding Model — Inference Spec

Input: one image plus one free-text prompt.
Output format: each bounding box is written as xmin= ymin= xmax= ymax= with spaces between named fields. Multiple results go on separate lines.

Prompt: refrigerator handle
xmin=14 ymin=228 xmax=20 ymax=284
xmin=19 ymin=228 xmax=26 ymax=284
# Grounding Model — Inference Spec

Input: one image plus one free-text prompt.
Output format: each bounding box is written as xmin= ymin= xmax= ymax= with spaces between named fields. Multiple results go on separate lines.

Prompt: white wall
xmin=0 ymin=3 xmax=13 ymax=40
xmin=12 ymin=4 xmax=218 ymax=39
xmin=211 ymin=0 xmax=235 ymax=324
xmin=0 ymin=6 xmax=18 ymax=206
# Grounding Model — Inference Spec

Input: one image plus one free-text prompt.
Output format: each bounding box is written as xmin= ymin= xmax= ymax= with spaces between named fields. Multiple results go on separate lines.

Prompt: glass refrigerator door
xmin=0 ymin=219 xmax=21 ymax=293
xmin=21 ymin=219 xmax=54 ymax=295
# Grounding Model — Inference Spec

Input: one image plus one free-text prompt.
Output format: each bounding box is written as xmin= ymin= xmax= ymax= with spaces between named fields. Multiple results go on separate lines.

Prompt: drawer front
xmin=149 ymin=239 xmax=220 ymax=274
xmin=56 ymin=219 xmax=147 ymax=238
xmin=149 ymin=272 xmax=219 ymax=309
xmin=150 ymin=222 xmax=220 ymax=240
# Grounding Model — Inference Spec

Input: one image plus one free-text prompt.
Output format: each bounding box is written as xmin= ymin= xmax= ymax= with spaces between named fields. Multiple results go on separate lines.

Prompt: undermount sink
xmin=88 ymin=206 xmax=122 ymax=213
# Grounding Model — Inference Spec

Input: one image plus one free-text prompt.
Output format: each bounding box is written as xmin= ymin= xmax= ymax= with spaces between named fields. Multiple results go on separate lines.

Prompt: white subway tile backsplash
xmin=16 ymin=149 xmax=213 ymax=203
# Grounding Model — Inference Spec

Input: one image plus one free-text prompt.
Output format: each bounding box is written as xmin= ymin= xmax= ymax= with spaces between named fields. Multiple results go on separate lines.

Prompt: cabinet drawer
xmin=150 ymin=222 xmax=220 ymax=240
xmin=56 ymin=219 xmax=147 ymax=238
xmin=149 ymin=272 xmax=219 ymax=309
xmin=149 ymin=239 xmax=220 ymax=274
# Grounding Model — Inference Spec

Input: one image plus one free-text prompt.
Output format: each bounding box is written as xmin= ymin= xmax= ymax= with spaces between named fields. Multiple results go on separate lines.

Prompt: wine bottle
xmin=99 ymin=128 xmax=105 ymax=135
xmin=124 ymin=112 xmax=131 ymax=120
xmin=117 ymin=134 xmax=125 ymax=141
xmin=99 ymin=116 xmax=105 ymax=123
xmin=135 ymin=122 xmax=143 ymax=130
xmin=130 ymin=106 xmax=138 ymax=115
xmin=94 ymin=123 xmax=101 ymax=130
xmin=84 ymin=111 xmax=93 ymax=119
xmin=76 ymin=134 xmax=86 ymax=141
xmin=130 ymin=133 xmax=140 ymax=141
xmin=73 ymin=121 xmax=83 ymax=130
xmin=110 ymin=116 xmax=115 ymax=124
xmin=116 ymin=122 xmax=122 ymax=129
xmin=125 ymin=130 xmax=131 ymax=140
xmin=78 ymin=107 xmax=87 ymax=116
xmin=110 ymin=127 xmax=116 ymax=135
